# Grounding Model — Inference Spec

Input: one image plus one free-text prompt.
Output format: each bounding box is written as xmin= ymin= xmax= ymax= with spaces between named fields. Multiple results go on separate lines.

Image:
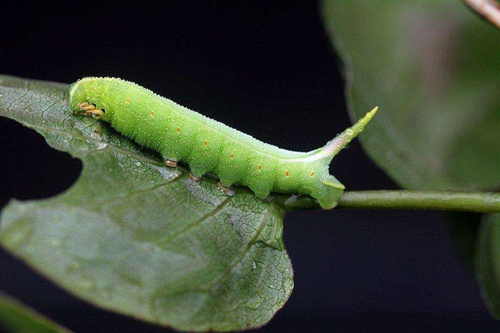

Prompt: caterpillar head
xmin=69 ymin=79 xmax=105 ymax=119
xmin=69 ymin=81 xmax=86 ymax=113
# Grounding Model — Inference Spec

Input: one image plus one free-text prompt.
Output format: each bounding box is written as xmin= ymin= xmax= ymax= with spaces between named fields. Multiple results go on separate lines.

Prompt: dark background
xmin=0 ymin=1 xmax=498 ymax=332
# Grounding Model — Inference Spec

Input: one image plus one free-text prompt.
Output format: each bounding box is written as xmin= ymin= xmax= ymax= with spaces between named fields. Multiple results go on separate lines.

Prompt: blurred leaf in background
xmin=476 ymin=214 xmax=500 ymax=318
xmin=321 ymin=0 xmax=500 ymax=318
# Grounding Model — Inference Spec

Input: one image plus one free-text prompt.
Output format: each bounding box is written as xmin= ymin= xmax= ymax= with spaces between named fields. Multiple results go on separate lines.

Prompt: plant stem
xmin=338 ymin=191 xmax=500 ymax=213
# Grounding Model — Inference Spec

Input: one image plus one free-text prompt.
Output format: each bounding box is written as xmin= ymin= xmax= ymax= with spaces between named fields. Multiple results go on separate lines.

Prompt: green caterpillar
xmin=69 ymin=77 xmax=377 ymax=209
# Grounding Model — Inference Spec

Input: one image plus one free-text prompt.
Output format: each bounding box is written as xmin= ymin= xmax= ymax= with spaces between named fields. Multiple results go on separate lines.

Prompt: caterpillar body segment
xmin=69 ymin=77 xmax=377 ymax=209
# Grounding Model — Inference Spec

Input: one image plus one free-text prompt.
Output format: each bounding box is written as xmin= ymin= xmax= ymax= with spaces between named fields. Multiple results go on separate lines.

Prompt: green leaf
xmin=0 ymin=75 xmax=294 ymax=332
xmin=321 ymin=0 xmax=500 ymax=319
xmin=476 ymin=214 xmax=500 ymax=318
xmin=321 ymin=0 xmax=500 ymax=191
xmin=0 ymin=292 xmax=72 ymax=333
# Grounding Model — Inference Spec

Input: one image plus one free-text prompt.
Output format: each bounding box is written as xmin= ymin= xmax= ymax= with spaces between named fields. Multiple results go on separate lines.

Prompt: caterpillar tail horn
xmin=316 ymin=106 xmax=378 ymax=163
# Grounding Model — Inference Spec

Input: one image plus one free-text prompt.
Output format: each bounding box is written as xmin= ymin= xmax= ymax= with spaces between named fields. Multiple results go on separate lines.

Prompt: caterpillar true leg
xmin=165 ymin=159 xmax=177 ymax=168
xmin=77 ymin=102 xmax=90 ymax=108
xmin=82 ymin=103 xmax=97 ymax=111
xmin=76 ymin=102 xmax=104 ymax=118
xmin=85 ymin=109 xmax=104 ymax=118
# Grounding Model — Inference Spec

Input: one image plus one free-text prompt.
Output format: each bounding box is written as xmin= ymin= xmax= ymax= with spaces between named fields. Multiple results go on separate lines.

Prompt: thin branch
xmin=464 ymin=0 xmax=500 ymax=29
xmin=337 ymin=190 xmax=500 ymax=213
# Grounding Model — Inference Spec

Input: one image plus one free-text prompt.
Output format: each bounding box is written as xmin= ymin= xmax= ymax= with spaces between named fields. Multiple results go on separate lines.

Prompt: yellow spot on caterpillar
xmin=285 ymin=170 xmax=290 ymax=177
xmin=176 ymin=127 xmax=181 ymax=133
xmin=258 ymin=165 xmax=262 ymax=171
xmin=126 ymin=98 xmax=131 ymax=103
xmin=310 ymin=171 xmax=315 ymax=177
xmin=150 ymin=111 xmax=156 ymax=117
xmin=204 ymin=140 xmax=208 ymax=146
xmin=230 ymin=153 xmax=234 ymax=159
